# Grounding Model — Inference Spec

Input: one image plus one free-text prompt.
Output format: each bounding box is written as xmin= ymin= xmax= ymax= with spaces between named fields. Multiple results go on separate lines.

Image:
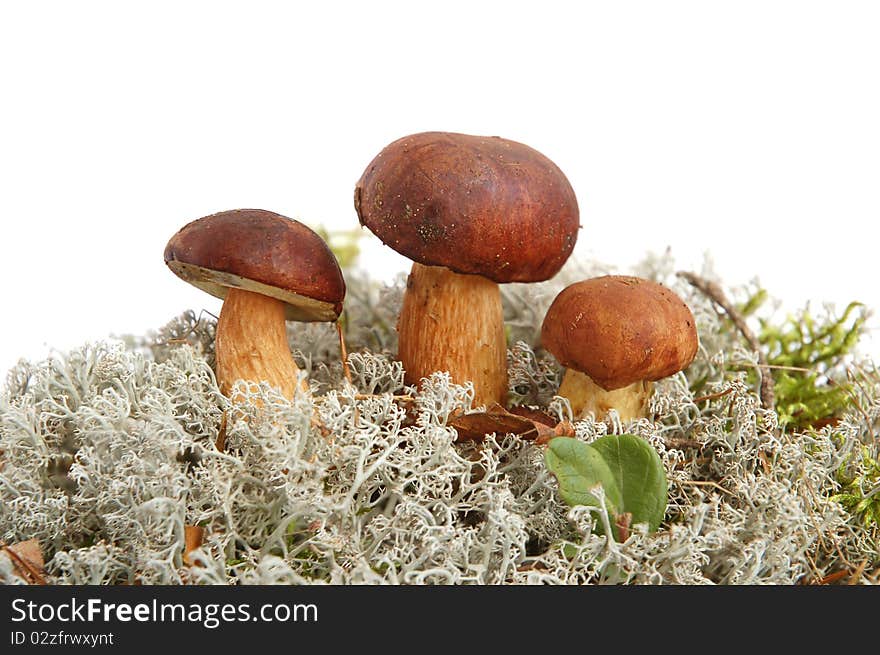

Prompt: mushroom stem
xmin=557 ymin=368 xmax=653 ymax=422
xmin=215 ymin=287 xmax=305 ymax=400
xmin=397 ymin=262 xmax=507 ymax=407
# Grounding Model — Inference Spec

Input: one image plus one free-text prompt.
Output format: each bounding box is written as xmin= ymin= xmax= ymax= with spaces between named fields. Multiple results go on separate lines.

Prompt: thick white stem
xmin=558 ymin=369 xmax=652 ymax=421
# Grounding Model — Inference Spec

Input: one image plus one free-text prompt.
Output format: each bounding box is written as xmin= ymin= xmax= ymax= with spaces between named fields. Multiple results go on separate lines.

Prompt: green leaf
xmin=745 ymin=296 xmax=868 ymax=430
xmin=545 ymin=435 xmax=667 ymax=540
xmin=589 ymin=434 xmax=668 ymax=534
xmin=545 ymin=437 xmax=619 ymax=511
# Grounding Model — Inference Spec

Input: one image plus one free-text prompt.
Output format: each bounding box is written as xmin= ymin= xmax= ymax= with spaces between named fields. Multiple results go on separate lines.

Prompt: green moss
xmin=832 ymin=445 xmax=880 ymax=531
xmin=728 ymin=291 xmax=876 ymax=531
xmin=736 ymin=293 xmax=868 ymax=430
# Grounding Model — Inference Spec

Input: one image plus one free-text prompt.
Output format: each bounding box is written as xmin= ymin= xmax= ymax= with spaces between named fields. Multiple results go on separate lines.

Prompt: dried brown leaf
xmin=506 ymin=404 xmax=558 ymax=427
xmin=450 ymin=403 xmax=538 ymax=442
xmin=1 ymin=539 xmax=46 ymax=584
xmin=534 ymin=420 xmax=575 ymax=446
xmin=183 ymin=525 xmax=205 ymax=566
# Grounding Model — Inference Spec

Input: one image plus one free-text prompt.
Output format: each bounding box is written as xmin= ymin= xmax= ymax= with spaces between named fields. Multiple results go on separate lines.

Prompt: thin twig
xmin=353 ymin=393 xmax=414 ymax=402
xmin=678 ymin=480 xmax=735 ymax=497
xmin=732 ymin=363 xmax=814 ymax=373
xmin=843 ymin=368 xmax=873 ymax=428
xmin=337 ymin=321 xmax=352 ymax=384
xmin=849 ymin=559 xmax=869 ymax=585
xmin=673 ymin=456 xmax=713 ymax=469
xmin=662 ymin=437 xmax=704 ymax=450
xmin=800 ymin=477 xmax=829 ymax=554
xmin=802 ymin=549 xmax=824 ymax=584
xmin=692 ymin=387 xmax=734 ymax=404
xmin=677 ymin=271 xmax=775 ymax=412
xmin=157 ymin=309 xmax=218 ymax=347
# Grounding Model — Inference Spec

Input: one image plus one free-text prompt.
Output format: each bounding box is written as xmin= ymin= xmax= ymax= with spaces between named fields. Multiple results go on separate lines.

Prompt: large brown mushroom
xmin=541 ymin=276 xmax=698 ymax=421
xmin=164 ymin=209 xmax=345 ymax=400
xmin=354 ymin=131 xmax=580 ymax=407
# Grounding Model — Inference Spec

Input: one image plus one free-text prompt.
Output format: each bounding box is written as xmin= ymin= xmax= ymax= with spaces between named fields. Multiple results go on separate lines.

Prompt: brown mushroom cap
xmin=541 ymin=276 xmax=698 ymax=390
xmin=354 ymin=131 xmax=580 ymax=283
xmin=164 ymin=209 xmax=346 ymax=322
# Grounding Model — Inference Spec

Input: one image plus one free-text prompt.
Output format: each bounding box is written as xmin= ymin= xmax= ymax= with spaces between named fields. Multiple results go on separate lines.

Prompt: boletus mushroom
xmin=354 ymin=131 xmax=580 ymax=407
xmin=541 ymin=276 xmax=698 ymax=421
xmin=164 ymin=209 xmax=345 ymax=400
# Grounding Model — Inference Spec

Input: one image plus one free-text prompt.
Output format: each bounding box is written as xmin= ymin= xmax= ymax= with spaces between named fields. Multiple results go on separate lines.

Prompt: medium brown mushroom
xmin=541 ymin=276 xmax=698 ymax=421
xmin=164 ymin=209 xmax=345 ymax=400
xmin=354 ymin=131 xmax=579 ymax=407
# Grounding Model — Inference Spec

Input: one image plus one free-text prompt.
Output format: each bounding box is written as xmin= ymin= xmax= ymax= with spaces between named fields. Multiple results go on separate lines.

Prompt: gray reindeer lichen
xmin=1 ymin=252 xmax=878 ymax=585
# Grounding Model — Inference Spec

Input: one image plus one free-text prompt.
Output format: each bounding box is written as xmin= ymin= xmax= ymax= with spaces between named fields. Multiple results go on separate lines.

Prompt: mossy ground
xmin=1 ymin=254 xmax=877 ymax=585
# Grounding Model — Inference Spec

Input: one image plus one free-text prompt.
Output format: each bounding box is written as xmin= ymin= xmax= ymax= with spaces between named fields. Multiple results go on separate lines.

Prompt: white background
xmin=1 ymin=0 xmax=878 ymax=376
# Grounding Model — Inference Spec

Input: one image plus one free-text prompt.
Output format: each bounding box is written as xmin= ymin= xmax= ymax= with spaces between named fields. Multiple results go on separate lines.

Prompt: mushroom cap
xmin=541 ymin=276 xmax=698 ymax=390
xmin=354 ymin=131 xmax=580 ymax=283
xmin=164 ymin=209 xmax=346 ymax=322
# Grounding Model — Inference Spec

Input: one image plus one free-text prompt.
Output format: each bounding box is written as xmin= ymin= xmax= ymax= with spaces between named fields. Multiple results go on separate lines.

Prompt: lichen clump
xmin=1 ymin=256 xmax=878 ymax=585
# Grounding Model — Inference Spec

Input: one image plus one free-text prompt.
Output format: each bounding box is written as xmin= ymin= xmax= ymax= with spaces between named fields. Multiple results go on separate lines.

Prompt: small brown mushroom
xmin=355 ymin=131 xmax=580 ymax=407
xmin=541 ymin=276 xmax=698 ymax=421
xmin=164 ymin=209 xmax=345 ymax=400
